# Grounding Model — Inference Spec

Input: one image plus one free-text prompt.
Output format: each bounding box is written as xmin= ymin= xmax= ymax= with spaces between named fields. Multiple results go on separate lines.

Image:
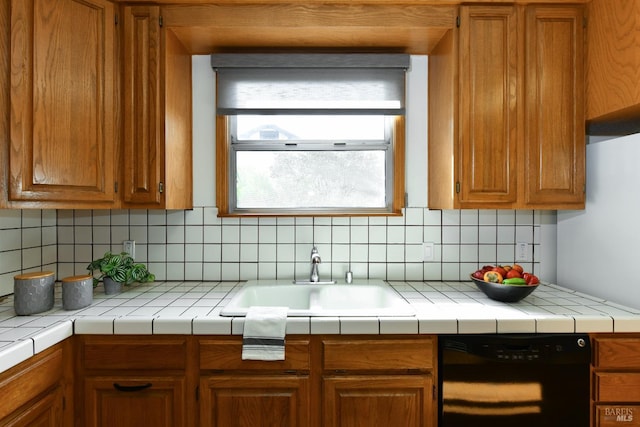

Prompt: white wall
xmin=557 ymin=133 xmax=640 ymax=308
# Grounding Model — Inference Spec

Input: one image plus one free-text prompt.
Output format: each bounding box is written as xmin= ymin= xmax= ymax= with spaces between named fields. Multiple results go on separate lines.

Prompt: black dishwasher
xmin=439 ymin=334 xmax=591 ymax=427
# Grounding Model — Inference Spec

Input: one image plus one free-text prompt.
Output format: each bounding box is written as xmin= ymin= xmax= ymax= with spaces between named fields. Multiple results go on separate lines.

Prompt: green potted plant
xmin=87 ymin=251 xmax=155 ymax=294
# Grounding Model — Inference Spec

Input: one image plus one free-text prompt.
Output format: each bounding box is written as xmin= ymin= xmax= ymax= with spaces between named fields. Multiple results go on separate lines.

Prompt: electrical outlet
xmin=516 ymin=242 xmax=528 ymax=262
xmin=423 ymin=242 xmax=434 ymax=262
xmin=123 ymin=240 xmax=135 ymax=258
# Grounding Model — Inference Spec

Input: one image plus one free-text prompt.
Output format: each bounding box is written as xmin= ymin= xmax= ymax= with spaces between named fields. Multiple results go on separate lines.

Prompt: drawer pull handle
xmin=113 ymin=383 xmax=152 ymax=392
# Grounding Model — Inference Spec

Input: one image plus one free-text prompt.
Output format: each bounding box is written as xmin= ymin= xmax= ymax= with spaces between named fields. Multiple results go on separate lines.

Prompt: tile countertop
xmin=1 ymin=280 xmax=640 ymax=373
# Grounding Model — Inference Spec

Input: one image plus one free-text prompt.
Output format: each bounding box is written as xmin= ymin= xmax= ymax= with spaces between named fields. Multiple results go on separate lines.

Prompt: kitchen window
xmin=211 ymin=54 xmax=409 ymax=216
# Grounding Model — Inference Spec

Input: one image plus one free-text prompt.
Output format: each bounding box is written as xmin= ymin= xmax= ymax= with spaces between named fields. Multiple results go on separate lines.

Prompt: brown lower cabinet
xmin=0 ymin=340 xmax=72 ymax=427
xmin=33 ymin=333 xmax=640 ymax=427
xmin=592 ymin=334 xmax=640 ymax=427
xmin=76 ymin=335 xmax=195 ymax=427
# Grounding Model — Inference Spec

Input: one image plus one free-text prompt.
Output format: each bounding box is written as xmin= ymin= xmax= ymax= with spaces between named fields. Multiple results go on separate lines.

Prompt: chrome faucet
xmin=310 ymin=246 xmax=321 ymax=283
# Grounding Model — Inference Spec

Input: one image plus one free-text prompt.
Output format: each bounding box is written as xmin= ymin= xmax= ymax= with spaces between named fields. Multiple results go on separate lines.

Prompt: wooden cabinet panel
xmin=594 ymin=337 xmax=640 ymax=368
xmin=458 ymin=6 xmax=518 ymax=205
xmin=0 ymin=345 xmax=63 ymax=420
xmin=123 ymin=6 xmax=163 ymax=206
xmin=199 ymin=337 xmax=310 ymax=371
xmin=121 ymin=5 xmax=193 ymax=209
xmin=323 ymin=338 xmax=433 ymax=371
xmin=0 ymin=342 xmax=70 ymax=427
xmin=595 ymin=373 xmax=640 ymax=402
xmin=586 ymin=0 xmax=640 ymax=123
xmin=428 ymin=4 xmax=584 ymax=210
xmin=83 ymin=376 xmax=186 ymax=427
xmin=524 ymin=5 xmax=585 ymax=207
xmin=200 ymin=375 xmax=310 ymax=427
xmin=323 ymin=375 xmax=433 ymax=427
xmin=592 ymin=335 xmax=640 ymax=427
xmin=0 ymin=385 xmax=63 ymax=427
xmin=79 ymin=336 xmax=187 ymax=371
xmin=7 ymin=0 xmax=116 ymax=206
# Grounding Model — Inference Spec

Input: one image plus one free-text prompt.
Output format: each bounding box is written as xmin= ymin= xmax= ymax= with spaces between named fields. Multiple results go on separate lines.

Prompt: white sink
xmin=220 ymin=280 xmax=415 ymax=317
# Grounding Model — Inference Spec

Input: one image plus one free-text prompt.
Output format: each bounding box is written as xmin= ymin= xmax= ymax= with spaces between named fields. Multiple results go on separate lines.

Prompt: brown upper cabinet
xmin=429 ymin=4 xmax=585 ymax=210
xmin=0 ymin=0 xmax=192 ymax=209
xmin=3 ymin=0 xmax=117 ymax=208
xmin=1 ymin=0 xmax=589 ymax=210
xmin=121 ymin=5 xmax=193 ymax=209
xmin=586 ymin=0 xmax=640 ymax=133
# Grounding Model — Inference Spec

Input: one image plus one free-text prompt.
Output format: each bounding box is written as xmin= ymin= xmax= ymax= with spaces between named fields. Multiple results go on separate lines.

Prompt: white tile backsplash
xmin=0 ymin=207 xmax=546 ymax=298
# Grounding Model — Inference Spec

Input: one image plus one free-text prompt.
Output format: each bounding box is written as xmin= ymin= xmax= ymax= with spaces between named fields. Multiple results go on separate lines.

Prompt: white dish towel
xmin=242 ymin=306 xmax=288 ymax=361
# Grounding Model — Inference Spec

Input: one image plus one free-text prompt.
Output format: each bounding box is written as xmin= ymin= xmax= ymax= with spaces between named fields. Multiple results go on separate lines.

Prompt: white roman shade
xmin=210 ymin=54 xmax=410 ymax=115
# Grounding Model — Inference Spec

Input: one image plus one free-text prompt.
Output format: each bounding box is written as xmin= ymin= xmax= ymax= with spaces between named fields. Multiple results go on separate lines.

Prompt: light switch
xmin=423 ymin=242 xmax=434 ymax=262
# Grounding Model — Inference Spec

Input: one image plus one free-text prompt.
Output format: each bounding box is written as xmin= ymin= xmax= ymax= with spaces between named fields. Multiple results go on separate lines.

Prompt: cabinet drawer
xmin=595 ymin=372 xmax=640 ymax=402
xmin=594 ymin=337 xmax=640 ymax=368
xmin=323 ymin=338 xmax=434 ymax=371
xmin=81 ymin=336 xmax=187 ymax=371
xmin=199 ymin=338 xmax=310 ymax=371
xmin=595 ymin=405 xmax=640 ymax=426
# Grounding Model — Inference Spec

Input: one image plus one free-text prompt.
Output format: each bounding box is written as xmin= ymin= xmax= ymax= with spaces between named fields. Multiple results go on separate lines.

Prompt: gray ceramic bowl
xmin=470 ymin=275 xmax=538 ymax=303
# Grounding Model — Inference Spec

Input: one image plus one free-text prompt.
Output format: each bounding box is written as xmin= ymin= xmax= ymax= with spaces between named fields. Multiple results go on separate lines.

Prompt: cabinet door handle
xmin=113 ymin=382 xmax=153 ymax=392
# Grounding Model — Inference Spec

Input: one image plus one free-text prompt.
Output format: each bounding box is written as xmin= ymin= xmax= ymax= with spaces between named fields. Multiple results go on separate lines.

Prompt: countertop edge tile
xmin=192 ymin=317 xmax=232 ymax=335
xmin=74 ymin=317 xmax=115 ymax=335
xmin=32 ymin=321 xmax=73 ymax=354
xmin=310 ymin=317 xmax=340 ymax=334
xmin=152 ymin=318 xmax=193 ymax=335
xmin=114 ymin=317 xmax=154 ymax=335
xmin=457 ymin=319 xmax=497 ymax=334
xmin=418 ymin=318 xmax=458 ymax=334
xmin=496 ymin=318 xmax=537 ymax=334
xmin=339 ymin=317 xmax=380 ymax=334
xmin=0 ymin=339 xmax=34 ymax=373
xmin=613 ymin=317 xmax=640 ymax=333
xmin=574 ymin=315 xmax=614 ymax=333
xmin=379 ymin=317 xmax=419 ymax=334
xmin=535 ymin=316 xmax=576 ymax=333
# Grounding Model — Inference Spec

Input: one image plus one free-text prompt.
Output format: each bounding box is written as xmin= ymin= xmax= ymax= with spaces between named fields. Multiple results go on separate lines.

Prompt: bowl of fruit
xmin=470 ymin=264 xmax=539 ymax=303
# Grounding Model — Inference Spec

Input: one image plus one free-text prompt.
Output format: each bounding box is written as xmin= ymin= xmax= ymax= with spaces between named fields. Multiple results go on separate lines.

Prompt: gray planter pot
xmin=103 ymin=277 xmax=123 ymax=295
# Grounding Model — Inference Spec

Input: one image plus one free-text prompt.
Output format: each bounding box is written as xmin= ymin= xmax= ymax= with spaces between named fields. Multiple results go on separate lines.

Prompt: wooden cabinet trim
xmin=593 ymin=336 xmax=640 ymax=368
xmin=322 ymin=337 xmax=434 ymax=371
xmin=199 ymin=337 xmax=311 ymax=371
xmin=79 ymin=336 xmax=188 ymax=371
xmin=595 ymin=372 xmax=640 ymax=402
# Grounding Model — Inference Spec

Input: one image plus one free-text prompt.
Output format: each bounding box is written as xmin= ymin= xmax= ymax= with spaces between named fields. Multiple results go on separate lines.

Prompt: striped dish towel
xmin=242 ymin=306 xmax=288 ymax=361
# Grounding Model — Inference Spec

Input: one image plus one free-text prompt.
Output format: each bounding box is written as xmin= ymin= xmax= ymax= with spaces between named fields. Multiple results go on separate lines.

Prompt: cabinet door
xmin=323 ymin=375 xmax=433 ymax=427
xmin=83 ymin=377 xmax=186 ymax=427
xmin=122 ymin=6 xmax=163 ymax=206
xmin=121 ymin=6 xmax=193 ymax=209
xmin=524 ymin=6 xmax=585 ymax=208
xmin=457 ymin=6 xmax=518 ymax=206
xmin=586 ymin=0 xmax=640 ymax=122
xmin=0 ymin=386 xmax=63 ymax=427
xmin=8 ymin=0 xmax=116 ymax=206
xmin=200 ymin=375 xmax=310 ymax=427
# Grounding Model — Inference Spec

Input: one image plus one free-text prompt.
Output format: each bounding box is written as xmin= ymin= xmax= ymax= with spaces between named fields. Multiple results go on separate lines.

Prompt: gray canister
xmin=62 ymin=275 xmax=93 ymax=310
xmin=14 ymin=271 xmax=55 ymax=315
